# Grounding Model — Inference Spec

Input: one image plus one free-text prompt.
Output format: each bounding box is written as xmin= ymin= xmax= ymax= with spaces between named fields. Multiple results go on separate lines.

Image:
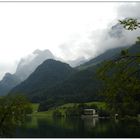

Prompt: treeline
xmin=52 ymin=103 xmax=110 ymax=118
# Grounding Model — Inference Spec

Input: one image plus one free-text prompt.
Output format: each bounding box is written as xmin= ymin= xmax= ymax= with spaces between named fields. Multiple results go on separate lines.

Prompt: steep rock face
xmin=0 ymin=73 xmax=21 ymax=96
xmin=0 ymin=49 xmax=56 ymax=96
xmin=10 ymin=59 xmax=76 ymax=101
xmin=15 ymin=49 xmax=55 ymax=81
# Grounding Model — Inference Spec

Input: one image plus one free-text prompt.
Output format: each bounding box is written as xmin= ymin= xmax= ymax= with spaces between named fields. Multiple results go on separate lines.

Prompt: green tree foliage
xmin=65 ymin=104 xmax=84 ymax=117
xmin=119 ymin=18 xmax=140 ymax=31
xmin=0 ymin=95 xmax=32 ymax=137
xmin=97 ymin=51 xmax=140 ymax=116
xmin=64 ymin=103 xmax=99 ymax=117
xmin=119 ymin=18 xmax=140 ymax=44
xmin=77 ymin=103 xmax=89 ymax=110
xmin=97 ymin=108 xmax=110 ymax=117
xmin=38 ymin=99 xmax=64 ymax=112
xmin=97 ymin=18 xmax=140 ymax=117
xmin=52 ymin=110 xmax=62 ymax=118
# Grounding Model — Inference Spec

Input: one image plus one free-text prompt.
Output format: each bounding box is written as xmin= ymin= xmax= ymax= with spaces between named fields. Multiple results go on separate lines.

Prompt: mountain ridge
xmin=0 ymin=49 xmax=56 ymax=96
xmin=9 ymin=59 xmax=76 ymax=102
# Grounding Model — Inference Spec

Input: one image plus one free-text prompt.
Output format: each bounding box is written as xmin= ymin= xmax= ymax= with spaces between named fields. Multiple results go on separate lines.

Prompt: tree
xmin=97 ymin=18 xmax=140 ymax=117
xmin=119 ymin=18 xmax=140 ymax=31
xmin=52 ymin=110 xmax=62 ymax=118
xmin=0 ymin=95 xmax=32 ymax=137
xmin=65 ymin=104 xmax=84 ymax=117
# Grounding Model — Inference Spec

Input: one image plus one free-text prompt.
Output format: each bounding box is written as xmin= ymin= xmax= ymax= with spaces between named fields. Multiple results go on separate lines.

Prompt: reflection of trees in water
xmin=0 ymin=122 xmax=17 ymax=137
xmin=14 ymin=116 xmax=140 ymax=138
xmin=37 ymin=117 xmax=76 ymax=130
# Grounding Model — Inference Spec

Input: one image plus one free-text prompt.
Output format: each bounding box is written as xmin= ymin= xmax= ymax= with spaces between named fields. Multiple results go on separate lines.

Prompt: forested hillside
xmin=9 ymin=43 xmax=140 ymax=111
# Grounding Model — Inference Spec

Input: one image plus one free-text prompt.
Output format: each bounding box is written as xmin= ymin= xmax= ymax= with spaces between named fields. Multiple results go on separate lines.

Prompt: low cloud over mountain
xmin=0 ymin=49 xmax=55 ymax=95
xmin=58 ymin=3 xmax=140 ymax=62
xmin=15 ymin=49 xmax=55 ymax=81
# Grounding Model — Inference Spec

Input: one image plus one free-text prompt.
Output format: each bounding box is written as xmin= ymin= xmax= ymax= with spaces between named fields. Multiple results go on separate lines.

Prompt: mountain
xmin=77 ymin=46 xmax=128 ymax=70
xmin=38 ymin=64 xmax=102 ymax=111
xmin=10 ymin=59 xmax=76 ymax=101
xmin=0 ymin=48 xmax=88 ymax=96
xmin=127 ymin=43 xmax=140 ymax=54
xmin=8 ymin=43 xmax=140 ymax=111
xmin=9 ymin=59 xmax=101 ymax=111
xmin=10 ymin=43 xmax=140 ymax=110
xmin=0 ymin=73 xmax=21 ymax=96
xmin=67 ymin=57 xmax=87 ymax=67
xmin=0 ymin=49 xmax=55 ymax=96
xmin=108 ymin=23 xmax=124 ymax=39
xmin=15 ymin=49 xmax=55 ymax=81
xmin=9 ymin=59 xmax=102 ymax=111
xmin=38 ymin=43 xmax=140 ymax=111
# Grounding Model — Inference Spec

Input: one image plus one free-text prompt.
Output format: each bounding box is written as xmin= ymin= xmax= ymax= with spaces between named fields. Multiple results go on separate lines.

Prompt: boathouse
xmin=84 ymin=109 xmax=96 ymax=115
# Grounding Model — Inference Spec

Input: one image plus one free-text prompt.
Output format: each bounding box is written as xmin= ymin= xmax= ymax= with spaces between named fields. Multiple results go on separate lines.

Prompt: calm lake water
xmin=11 ymin=116 xmax=140 ymax=138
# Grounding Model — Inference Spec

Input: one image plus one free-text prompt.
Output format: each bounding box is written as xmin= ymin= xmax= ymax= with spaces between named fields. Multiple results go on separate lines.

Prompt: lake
xmin=6 ymin=116 xmax=140 ymax=138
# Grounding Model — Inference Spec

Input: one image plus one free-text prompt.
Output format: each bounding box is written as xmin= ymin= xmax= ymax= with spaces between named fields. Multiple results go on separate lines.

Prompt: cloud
xmin=1 ymin=3 xmax=140 ymax=80
xmin=58 ymin=32 xmax=101 ymax=60
xmin=0 ymin=63 xmax=16 ymax=80
xmin=59 ymin=3 xmax=140 ymax=61
xmin=91 ymin=24 xmax=140 ymax=51
xmin=117 ymin=3 xmax=140 ymax=19
xmin=15 ymin=49 xmax=55 ymax=81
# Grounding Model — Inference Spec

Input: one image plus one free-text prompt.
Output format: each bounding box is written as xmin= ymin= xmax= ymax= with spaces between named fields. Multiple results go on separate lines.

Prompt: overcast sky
xmin=0 ymin=2 xmax=139 ymax=79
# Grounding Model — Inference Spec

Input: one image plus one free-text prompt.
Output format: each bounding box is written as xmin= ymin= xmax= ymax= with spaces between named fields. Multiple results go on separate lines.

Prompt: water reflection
xmin=2 ymin=116 xmax=140 ymax=138
xmin=0 ymin=123 xmax=17 ymax=138
xmin=82 ymin=117 xmax=99 ymax=128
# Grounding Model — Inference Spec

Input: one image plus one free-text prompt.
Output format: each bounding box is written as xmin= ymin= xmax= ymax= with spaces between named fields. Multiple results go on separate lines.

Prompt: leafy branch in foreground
xmin=119 ymin=18 xmax=140 ymax=31
xmin=119 ymin=18 xmax=140 ymax=44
